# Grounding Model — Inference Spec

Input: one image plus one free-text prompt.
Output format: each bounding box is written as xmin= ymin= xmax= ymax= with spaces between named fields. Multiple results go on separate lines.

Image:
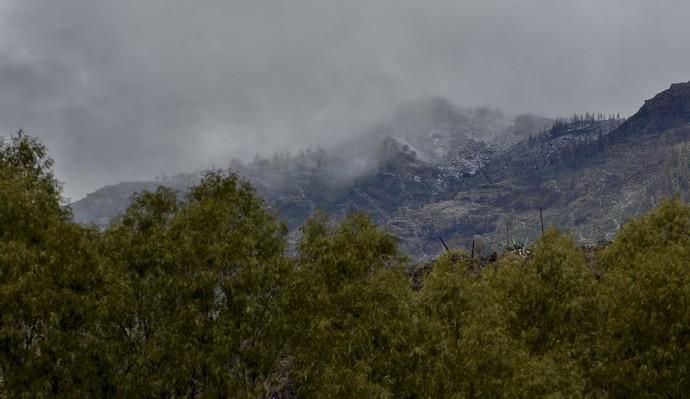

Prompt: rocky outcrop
xmin=618 ymin=81 xmax=690 ymax=135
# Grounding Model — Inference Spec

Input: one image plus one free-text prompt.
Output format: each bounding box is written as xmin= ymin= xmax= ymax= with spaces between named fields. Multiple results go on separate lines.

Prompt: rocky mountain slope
xmin=393 ymin=83 xmax=690 ymax=256
xmin=70 ymin=83 xmax=690 ymax=258
xmin=72 ymin=98 xmax=527 ymax=229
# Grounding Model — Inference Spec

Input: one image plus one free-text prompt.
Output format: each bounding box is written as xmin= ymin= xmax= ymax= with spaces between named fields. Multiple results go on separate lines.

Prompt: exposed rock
xmin=618 ymin=81 xmax=690 ymax=135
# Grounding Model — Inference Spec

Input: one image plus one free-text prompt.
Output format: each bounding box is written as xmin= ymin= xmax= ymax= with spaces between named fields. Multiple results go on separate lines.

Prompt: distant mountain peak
xmin=620 ymin=81 xmax=690 ymax=134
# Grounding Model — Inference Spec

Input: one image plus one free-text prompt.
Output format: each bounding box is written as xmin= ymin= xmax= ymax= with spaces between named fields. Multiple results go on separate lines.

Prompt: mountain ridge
xmin=70 ymin=83 xmax=690 ymax=258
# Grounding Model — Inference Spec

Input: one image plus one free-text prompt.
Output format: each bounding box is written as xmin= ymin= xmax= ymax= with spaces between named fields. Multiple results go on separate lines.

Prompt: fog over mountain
xmin=2 ymin=0 xmax=690 ymax=200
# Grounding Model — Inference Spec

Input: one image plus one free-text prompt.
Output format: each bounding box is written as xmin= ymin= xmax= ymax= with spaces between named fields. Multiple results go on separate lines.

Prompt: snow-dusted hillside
xmin=71 ymin=83 xmax=690 ymax=259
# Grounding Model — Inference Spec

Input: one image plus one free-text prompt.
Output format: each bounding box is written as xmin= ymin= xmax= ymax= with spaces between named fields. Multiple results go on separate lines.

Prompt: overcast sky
xmin=1 ymin=0 xmax=690 ymax=200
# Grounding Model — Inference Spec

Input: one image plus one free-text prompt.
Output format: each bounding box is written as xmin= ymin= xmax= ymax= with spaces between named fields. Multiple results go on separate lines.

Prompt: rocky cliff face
xmin=70 ymin=83 xmax=690 ymax=258
xmin=618 ymin=81 xmax=690 ymax=135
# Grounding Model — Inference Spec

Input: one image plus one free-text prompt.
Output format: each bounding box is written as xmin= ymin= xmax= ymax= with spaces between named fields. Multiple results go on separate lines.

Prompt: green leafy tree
xmin=495 ymin=230 xmax=597 ymax=355
xmin=284 ymin=212 xmax=430 ymax=398
xmin=595 ymin=199 xmax=690 ymax=397
xmin=457 ymin=230 xmax=597 ymax=397
xmin=96 ymin=187 xmax=183 ymax=397
xmin=170 ymin=171 xmax=289 ymax=397
xmin=516 ymin=231 xmax=597 ymax=393
xmin=419 ymin=252 xmax=496 ymax=398
xmin=420 ymin=249 xmax=590 ymax=398
xmin=98 ymin=171 xmax=290 ymax=397
xmin=0 ymin=133 xmax=105 ymax=396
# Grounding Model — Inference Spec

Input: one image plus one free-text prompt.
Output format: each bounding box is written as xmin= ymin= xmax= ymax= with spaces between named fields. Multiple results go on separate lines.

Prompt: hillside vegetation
xmin=2 ymin=134 xmax=690 ymax=398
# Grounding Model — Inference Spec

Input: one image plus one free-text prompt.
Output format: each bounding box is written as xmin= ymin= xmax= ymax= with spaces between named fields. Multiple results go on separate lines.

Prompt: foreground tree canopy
xmin=1 ymin=134 xmax=689 ymax=398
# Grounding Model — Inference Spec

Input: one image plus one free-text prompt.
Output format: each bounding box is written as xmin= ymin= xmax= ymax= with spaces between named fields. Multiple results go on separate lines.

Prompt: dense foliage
xmin=2 ymin=134 xmax=690 ymax=398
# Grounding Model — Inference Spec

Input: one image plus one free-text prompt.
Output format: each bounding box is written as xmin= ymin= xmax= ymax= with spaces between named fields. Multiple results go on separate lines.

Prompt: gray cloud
xmin=1 ymin=0 xmax=689 ymax=200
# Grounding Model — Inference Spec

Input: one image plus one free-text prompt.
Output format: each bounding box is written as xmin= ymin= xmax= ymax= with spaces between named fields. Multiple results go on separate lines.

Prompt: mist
xmin=1 ymin=0 xmax=690 ymax=200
